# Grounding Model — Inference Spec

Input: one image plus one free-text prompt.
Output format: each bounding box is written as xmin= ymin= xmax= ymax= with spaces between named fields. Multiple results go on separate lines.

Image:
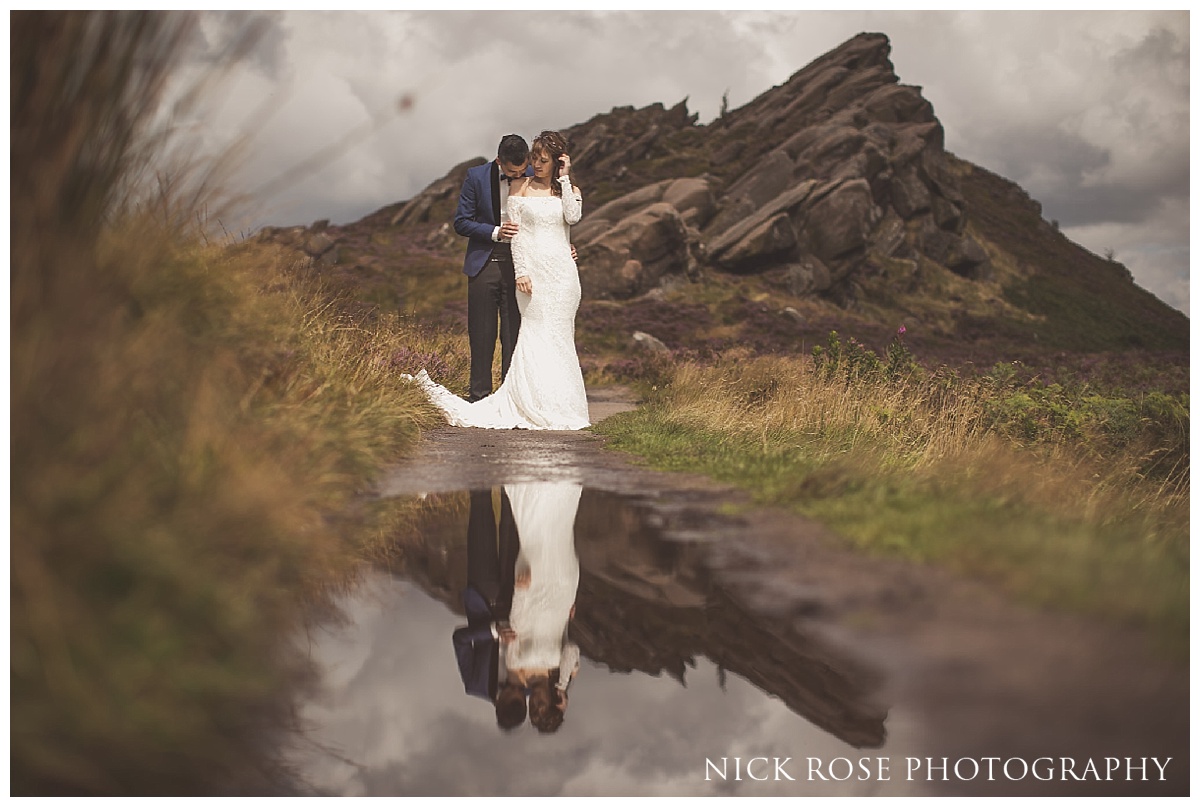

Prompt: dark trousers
xmin=467 ymin=254 xmax=522 ymax=402
xmin=466 ymin=489 xmax=520 ymax=617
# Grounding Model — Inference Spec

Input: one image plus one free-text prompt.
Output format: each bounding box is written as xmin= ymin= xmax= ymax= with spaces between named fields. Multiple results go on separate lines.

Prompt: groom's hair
xmin=495 ymin=681 xmax=527 ymax=731
xmin=497 ymin=134 xmax=530 ymax=165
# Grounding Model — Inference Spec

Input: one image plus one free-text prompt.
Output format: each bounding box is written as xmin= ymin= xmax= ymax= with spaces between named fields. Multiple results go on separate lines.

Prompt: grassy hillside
xmin=953 ymin=155 xmax=1188 ymax=352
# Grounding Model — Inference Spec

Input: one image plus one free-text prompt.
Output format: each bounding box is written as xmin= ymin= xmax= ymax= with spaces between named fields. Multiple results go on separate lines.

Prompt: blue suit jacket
xmin=452 ymin=584 xmax=499 ymax=701
xmin=453 ymin=160 xmax=532 ymax=278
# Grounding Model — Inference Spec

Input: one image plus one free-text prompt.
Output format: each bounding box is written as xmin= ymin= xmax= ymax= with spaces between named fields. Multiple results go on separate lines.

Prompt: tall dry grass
xmin=12 ymin=11 xmax=459 ymax=794
xmin=597 ymin=351 xmax=1188 ymax=646
xmin=667 ymin=354 xmax=1187 ymax=519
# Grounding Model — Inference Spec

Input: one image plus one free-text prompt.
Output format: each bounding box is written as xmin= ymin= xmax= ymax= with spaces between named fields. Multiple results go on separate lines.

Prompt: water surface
xmin=287 ymin=484 xmax=934 ymax=796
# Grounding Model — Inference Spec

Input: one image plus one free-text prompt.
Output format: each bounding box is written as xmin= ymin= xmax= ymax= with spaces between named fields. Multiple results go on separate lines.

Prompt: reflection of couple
xmin=452 ymin=484 xmax=582 ymax=733
xmin=406 ymin=131 xmax=589 ymax=430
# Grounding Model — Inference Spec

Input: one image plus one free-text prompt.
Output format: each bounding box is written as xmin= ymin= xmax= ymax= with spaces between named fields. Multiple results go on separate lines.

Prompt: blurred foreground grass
xmin=594 ymin=345 xmax=1188 ymax=655
xmin=11 ymin=11 xmax=460 ymax=794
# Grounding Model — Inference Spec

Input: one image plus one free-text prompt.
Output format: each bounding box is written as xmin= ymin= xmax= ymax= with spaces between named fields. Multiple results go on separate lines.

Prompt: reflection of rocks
xmin=572 ymin=490 xmax=889 ymax=749
xmin=385 ymin=487 xmax=889 ymax=749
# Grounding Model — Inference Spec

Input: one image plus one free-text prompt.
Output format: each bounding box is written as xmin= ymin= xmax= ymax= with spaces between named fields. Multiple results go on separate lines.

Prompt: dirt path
xmin=378 ymin=386 xmax=1188 ymax=796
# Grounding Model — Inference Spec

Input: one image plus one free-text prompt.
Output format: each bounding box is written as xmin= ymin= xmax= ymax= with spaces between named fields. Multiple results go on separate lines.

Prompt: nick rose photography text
xmin=704 ymin=756 xmax=1172 ymax=783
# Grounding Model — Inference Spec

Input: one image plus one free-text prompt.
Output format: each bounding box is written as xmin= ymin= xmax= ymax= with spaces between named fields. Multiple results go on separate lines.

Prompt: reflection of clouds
xmin=290 ymin=572 xmax=930 ymax=796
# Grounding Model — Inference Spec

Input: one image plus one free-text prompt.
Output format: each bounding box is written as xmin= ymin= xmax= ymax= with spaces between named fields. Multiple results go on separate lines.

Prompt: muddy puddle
xmin=285 ymin=483 xmax=932 ymax=795
xmin=284 ymin=470 xmax=1187 ymax=796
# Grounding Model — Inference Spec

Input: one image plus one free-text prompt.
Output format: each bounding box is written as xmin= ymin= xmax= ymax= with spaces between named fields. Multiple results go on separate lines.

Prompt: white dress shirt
xmin=492 ymin=164 xmax=511 ymax=242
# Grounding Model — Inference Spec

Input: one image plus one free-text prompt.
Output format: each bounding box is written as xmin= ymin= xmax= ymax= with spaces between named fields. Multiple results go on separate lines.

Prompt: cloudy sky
xmin=170 ymin=10 xmax=1189 ymax=314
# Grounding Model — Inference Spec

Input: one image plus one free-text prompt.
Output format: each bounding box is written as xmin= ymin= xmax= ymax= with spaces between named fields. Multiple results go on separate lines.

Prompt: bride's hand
xmin=558 ymin=153 xmax=571 ymax=176
xmin=516 ymin=276 xmax=532 ymax=295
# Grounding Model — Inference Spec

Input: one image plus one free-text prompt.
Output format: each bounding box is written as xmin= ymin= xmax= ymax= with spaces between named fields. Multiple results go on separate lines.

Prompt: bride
xmin=504 ymin=482 xmax=582 ymax=734
xmin=405 ymin=131 xmax=590 ymax=430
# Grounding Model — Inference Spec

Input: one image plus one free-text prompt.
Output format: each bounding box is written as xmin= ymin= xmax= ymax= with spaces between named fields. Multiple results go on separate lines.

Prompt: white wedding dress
xmin=406 ymin=176 xmax=590 ymax=430
xmin=504 ymin=482 xmax=582 ymax=679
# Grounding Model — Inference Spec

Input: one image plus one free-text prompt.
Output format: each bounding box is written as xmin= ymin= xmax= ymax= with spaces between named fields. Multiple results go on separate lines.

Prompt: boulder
xmin=705 ymin=180 xmax=818 ymax=259
xmin=724 ymin=150 xmax=796 ymax=208
xmin=784 ymin=256 xmax=833 ymax=295
xmin=781 ymin=306 xmax=806 ymax=324
xmin=921 ymin=223 xmax=991 ymax=279
xmin=702 ymin=196 xmax=758 ymax=241
xmin=931 ymin=194 xmax=965 ymax=233
xmin=891 ymin=121 xmax=943 ymax=168
xmin=632 ymin=331 xmax=669 ymax=353
xmin=869 ymin=210 xmax=909 ymax=258
xmin=577 ymin=203 xmax=691 ymax=299
xmin=861 ymin=83 xmax=935 ymax=125
xmin=662 ymin=177 xmax=718 ymax=228
xmin=801 ymin=178 xmax=878 ymax=262
xmin=715 ymin=214 xmax=798 ymax=272
xmin=303 ymin=232 xmax=336 ymax=257
xmin=585 ymin=180 xmax=673 ymax=229
xmin=890 ymin=165 xmax=931 ymax=219
xmin=781 ymin=125 xmax=865 ymax=174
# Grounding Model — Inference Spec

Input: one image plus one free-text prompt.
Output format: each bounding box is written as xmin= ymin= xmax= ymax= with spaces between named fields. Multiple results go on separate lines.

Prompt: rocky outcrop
xmin=557 ymin=32 xmax=991 ymax=300
xmin=564 ymin=99 xmax=699 ymax=184
xmin=691 ymin=33 xmax=989 ymax=299
xmin=351 ymin=32 xmax=995 ymax=303
xmin=571 ymin=178 xmax=714 ymax=298
xmin=389 ymin=157 xmax=484 ymax=228
xmin=257 ymin=223 xmax=342 ymax=266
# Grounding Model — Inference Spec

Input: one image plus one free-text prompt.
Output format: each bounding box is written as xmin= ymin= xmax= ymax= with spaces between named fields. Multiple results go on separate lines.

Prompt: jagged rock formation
xmin=570 ymin=33 xmax=989 ymax=300
xmin=260 ymin=31 xmax=1188 ymax=357
xmin=375 ymin=33 xmax=989 ymax=304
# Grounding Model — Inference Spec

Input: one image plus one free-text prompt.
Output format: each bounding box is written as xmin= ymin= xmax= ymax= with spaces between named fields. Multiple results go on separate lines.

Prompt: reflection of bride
xmin=504 ymin=482 xmax=581 ymax=733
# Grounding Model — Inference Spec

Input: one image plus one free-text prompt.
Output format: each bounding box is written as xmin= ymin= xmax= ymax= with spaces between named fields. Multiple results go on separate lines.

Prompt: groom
xmin=452 ymin=489 xmax=525 ymax=729
xmin=453 ymin=134 xmax=531 ymax=402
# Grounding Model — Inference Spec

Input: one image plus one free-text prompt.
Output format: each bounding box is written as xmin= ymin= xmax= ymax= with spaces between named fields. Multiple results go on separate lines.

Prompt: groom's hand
xmin=516 ymin=276 xmax=532 ymax=295
xmin=499 ymin=221 xmax=519 ymax=240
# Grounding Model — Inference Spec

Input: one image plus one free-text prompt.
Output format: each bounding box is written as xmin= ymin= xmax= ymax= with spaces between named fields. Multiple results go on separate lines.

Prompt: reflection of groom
xmin=453 ymin=135 xmax=530 ymax=402
xmin=451 ymin=489 xmax=524 ymax=729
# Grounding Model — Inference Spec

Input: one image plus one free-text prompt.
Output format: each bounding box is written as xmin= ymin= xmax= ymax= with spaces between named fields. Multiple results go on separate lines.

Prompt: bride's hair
xmin=531 ymin=130 xmax=570 ymax=197
xmin=528 ymin=674 xmax=565 ymax=734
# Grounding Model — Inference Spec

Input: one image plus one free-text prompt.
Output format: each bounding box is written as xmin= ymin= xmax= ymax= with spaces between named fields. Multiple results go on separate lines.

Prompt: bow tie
xmin=500 ymin=174 xmax=517 ymax=184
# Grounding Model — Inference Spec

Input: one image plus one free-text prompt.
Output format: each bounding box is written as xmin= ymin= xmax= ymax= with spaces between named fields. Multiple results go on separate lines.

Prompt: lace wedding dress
xmin=405 ymin=176 xmax=590 ymax=430
xmin=504 ymin=482 xmax=581 ymax=679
